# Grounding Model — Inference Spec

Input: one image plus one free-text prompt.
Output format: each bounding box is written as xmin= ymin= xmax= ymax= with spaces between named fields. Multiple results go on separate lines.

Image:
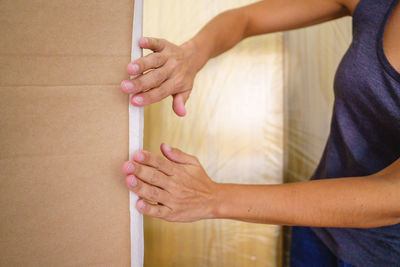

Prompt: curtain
xmin=284 ymin=18 xmax=352 ymax=183
xmin=143 ymin=0 xmax=283 ymax=266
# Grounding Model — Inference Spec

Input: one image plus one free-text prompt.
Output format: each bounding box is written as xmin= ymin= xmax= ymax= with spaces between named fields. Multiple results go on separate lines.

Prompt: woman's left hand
xmin=121 ymin=144 xmax=219 ymax=222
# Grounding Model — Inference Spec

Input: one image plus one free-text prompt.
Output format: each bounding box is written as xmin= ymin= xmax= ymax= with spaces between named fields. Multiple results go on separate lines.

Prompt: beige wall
xmin=143 ymin=0 xmax=283 ymax=266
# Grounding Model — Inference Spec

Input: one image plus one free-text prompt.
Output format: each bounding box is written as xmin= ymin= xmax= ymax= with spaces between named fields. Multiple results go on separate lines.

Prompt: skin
xmin=120 ymin=0 xmax=400 ymax=227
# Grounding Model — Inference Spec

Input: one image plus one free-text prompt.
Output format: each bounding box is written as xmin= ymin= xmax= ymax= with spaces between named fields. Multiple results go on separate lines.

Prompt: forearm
xmin=182 ymin=0 xmax=348 ymax=71
xmin=182 ymin=8 xmax=249 ymax=71
xmin=214 ymin=174 xmax=400 ymax=228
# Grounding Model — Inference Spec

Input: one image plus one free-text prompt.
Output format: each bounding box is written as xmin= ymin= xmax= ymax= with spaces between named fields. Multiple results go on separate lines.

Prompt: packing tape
xmin=129 ymin=0 xmax=144 ymax=266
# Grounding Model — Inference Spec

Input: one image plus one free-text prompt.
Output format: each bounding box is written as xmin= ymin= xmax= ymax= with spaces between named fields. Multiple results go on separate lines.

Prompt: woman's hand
xmin=121 ymin=144 xmax=219 ymax=222
xmin=120 ymin=37 xmax=204 ymax=117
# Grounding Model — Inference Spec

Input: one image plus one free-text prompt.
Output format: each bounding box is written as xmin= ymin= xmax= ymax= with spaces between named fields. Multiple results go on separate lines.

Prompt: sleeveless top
xmin=310 ymin=0 xmax=400 ymax=266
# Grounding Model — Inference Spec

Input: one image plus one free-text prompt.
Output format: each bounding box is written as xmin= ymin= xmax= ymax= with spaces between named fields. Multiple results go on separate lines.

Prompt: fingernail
xmin=128 ymin=63 xmax=140 ymax=74
xmin=140 ymin=38 xmax=148 ymax=46
xmin=139 ymin=201 xmax=146 ymax=210
xmin=164 ymin=143 xmax=171 ymax=152
xmin=129 ymin=175 xmax=137 ymax=187
xmin=122 ymin=81 xmax=134 ymax=92
xmin=122 ymin=161 xmax=135 ymax=173
xmin=126 ymin=162 xmax=135 ymax=172
xmin=133 ymin=96 xmax=143 ymax=105
xmin=134 ymin=152 xmax=145 ymax=162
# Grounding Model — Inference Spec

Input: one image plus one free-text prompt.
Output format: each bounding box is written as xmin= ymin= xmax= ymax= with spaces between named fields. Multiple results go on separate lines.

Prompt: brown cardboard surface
xmin=0 ymin=1 xmax=133 ymax=265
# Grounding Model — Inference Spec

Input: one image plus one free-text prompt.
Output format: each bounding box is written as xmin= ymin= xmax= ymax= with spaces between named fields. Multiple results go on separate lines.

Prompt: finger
xmin=132 ymin=68 xmax=168 ymax=95
xmin=120 ymin=79 xmax=135 ymax=94
xmin=131 ymin=161 xmax=170 ymax=189
xmin=122 ymin=67 xmax=168 ymax=95
xmin=122 ymin=161 xmax=135 ymax=174
xmin=172 ymin=91 xmax=190 ymax=117
xmin=133 ymin=150 xmax=174 ymax=176
xmin=131 ymin=79 xmax=174 ymax=107
xmin=126 ymin=175 xmax=168 ymax=204
xmin=136 ymin=199 xmax=172 ymax=220
xmin=160 ymin=143 xmax=199 ymax=165
xmin=140 ymin=37 xmax=166 ymax=52
xmin=127 ymin=52 xmax=167 ymax=76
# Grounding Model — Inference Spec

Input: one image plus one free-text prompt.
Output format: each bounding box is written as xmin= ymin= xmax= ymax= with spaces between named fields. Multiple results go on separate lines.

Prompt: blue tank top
xmin=310 ymin=0 xmax=400 ymax=266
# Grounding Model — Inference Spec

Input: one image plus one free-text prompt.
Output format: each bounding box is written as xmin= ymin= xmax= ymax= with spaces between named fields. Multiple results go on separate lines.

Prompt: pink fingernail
xmin=126 ymin=162 xmax=135 ymax=172
xmin=122 ymin=81 xmax=134 ymax=92
xmin=122 ymin=161 xmax=135 ymax=173
xmin=164 ymin=144 xmax=171 ymax=152
xmin=139 ymin=201 xmax=146 ymax=210
xmin=128 ymin=63 xmax=140 ymax=74
xmin=140 ymin=38 xmax=148 ymax=47
xmin=133 ymin=96 xmax=143 ymax=105
xmin=134 ymin=152 xmax=145 ymax=162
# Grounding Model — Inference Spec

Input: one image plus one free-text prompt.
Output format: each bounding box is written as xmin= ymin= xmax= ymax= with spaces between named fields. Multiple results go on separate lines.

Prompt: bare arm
xmin=215 ymin=171 xmax=400 ymax=228
xmin=122 ymin=145 xmax=400 ymax=228
xmin=120 ymin=0 xmax=349 ymax=116
xmin=191 ymin=0 xmax=349 ymax=63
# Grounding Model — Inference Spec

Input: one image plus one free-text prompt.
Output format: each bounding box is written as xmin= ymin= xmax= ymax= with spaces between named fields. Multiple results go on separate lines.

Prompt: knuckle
xmin=141 ymin=187 xmax=151 ymax=200
xmin=169 ymin=58 xmax=178 ymax=70
xmin=158 ymin=161 xmax=167 ymax=173
xmin=174 ymin=75 xmax=185 ymax=90
xmin=153 ymin=71 xmax=164 ymax=83
xmin=148 ymin=171 xmax=157 ymax=185
xmin=155 ymin=155 xmax=163 ymax=165
xmin=134 ymin=164 xmax=144 ymax=177
xmin=133 ymin=79 xmax=142 ymax=91
xmin=155 ymin=54 xmax=164 ymax=66
xmin=149 ymin=188 xmax=159 ymax=200
xmin=133 ymin=180 xmax=142 ymax=193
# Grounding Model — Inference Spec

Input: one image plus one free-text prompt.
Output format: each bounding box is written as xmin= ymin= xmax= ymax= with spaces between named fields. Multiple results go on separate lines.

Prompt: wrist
xmin=209 ymin=182 xmax=231 ymax=219
xmin=180 ymin=38 xmax=210 ymax=72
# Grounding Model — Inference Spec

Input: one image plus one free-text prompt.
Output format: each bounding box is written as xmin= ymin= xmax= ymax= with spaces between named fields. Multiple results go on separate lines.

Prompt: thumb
xmin=161 ymin=143 xmax=198 ymax=165
xmin=172 ymin=91 xmax=190 ymax=117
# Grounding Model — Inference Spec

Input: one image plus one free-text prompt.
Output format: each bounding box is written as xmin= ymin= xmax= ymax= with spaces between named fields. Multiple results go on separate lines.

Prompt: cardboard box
xmin=0 ymin=1 xmax=133 ymax=265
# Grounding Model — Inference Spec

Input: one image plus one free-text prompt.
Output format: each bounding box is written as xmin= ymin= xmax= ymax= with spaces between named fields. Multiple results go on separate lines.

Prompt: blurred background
xmin=142 ymin=0 xmax=352 ymax=266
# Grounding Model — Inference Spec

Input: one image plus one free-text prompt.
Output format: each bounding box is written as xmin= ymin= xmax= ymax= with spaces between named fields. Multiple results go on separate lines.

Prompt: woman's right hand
xmin=120 ymin=37 xmax=205 ymax=117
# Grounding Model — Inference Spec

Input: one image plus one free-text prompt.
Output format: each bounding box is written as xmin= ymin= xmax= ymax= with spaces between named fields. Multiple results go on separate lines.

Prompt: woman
xmin=120 ymin=0 xmax=400 ymax=266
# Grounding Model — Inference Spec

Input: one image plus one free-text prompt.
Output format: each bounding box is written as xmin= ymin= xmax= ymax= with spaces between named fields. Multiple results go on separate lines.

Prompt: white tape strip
xmin=129 ymin=0 xmax=144 ymax=267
